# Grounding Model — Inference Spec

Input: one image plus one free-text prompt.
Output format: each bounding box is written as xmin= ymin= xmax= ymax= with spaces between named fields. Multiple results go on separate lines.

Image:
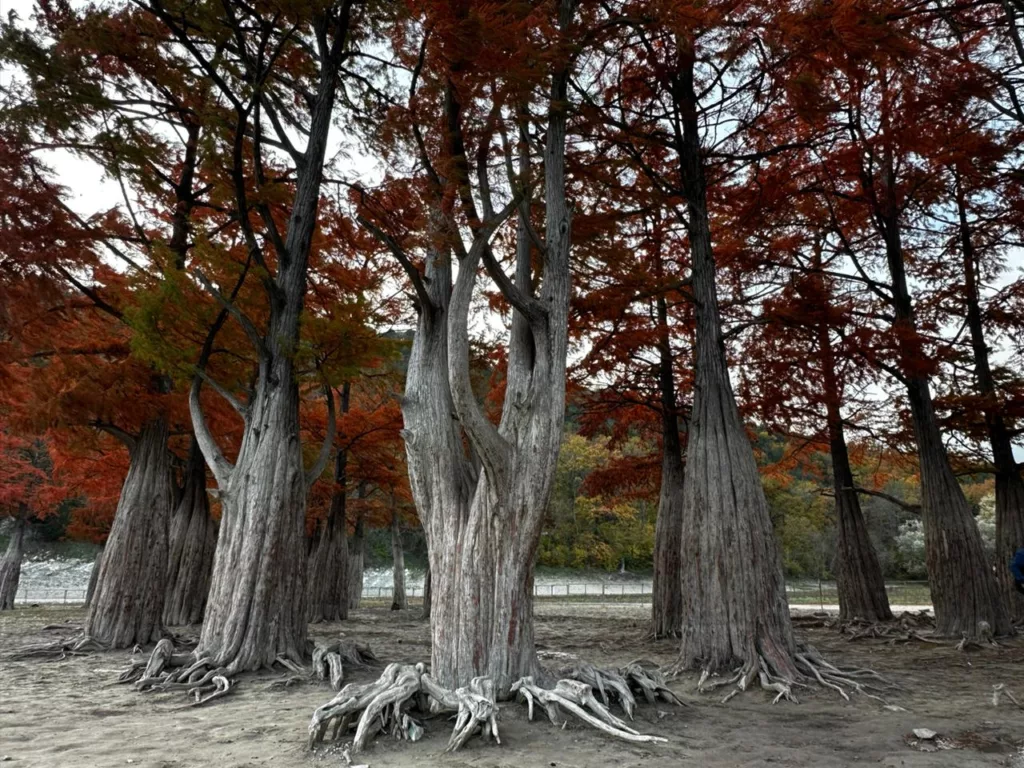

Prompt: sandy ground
xmin=1 ymin=603 xmax=1023 ymax=768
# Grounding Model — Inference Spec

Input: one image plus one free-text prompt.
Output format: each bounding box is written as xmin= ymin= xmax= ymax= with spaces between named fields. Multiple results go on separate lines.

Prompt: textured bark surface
xmin=956 ymin=184 xmax=1024 ymax=621
xmin=308 ymin=403 xmax=350 ymax=624
xmin=908 ymin=376 xmax=1010 ymax=637
xmin=348 ymin=512 xmax=364 ymax=610
xmin=0 ymin=511 xmax=27 ymax=610
xmin=421 ymin=563 xmax=432 ymax=619
xmin=189 ymin=10 xmax=353 ymax=671
xmin=879 ymin=172 xmax=1009 ymax=637
xmin=996 ymin=472 xmax=1024 ymax=621
xmin=195 ymin=377 xmax=309 ymax=670
xmin=399 ymin=21 xmax=575 ymax=694
xmin=673 ymin=48 xmax=797 ymax=679
xmin=84 ymin=419 xmax=171 ymax=647
xmin=390 ymin=499 xmax=406 ymax=610
xmin=84 ymin=548 xmax=101 ymax=608
xmin=816 ymin=316 xmax=891 ymax=623
xmin=163 ymin=440 xmax=217 ymax=626
xmin=830 ymin=443 xmax=892 ymax=623
xmin=652 ymin=297 xmax=684 ymax=637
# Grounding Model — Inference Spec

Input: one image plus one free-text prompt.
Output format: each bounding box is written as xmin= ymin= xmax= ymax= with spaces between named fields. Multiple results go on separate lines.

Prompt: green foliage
xmin=538 ymin=434 xmax=654 ymax=571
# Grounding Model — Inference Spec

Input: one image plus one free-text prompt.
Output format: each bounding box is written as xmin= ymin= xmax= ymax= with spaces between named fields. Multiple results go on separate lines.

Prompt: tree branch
xmin=851 ymin=486 xmax=920 ymax=514
xmin=92 ymin=421 xmax=137 ymax=452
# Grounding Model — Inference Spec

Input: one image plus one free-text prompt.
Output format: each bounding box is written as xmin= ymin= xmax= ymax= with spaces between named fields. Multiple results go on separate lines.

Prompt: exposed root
xmin=955 ymin=621 xmax=1000 ymax=652
xmin=309 ymin=662 xmax=492 ymax=753
xmin=118 ymin=642 xmax=231 ymax=706
xmin=992 ymin=684 xmax=1023 ymax=710
xmin=792 ymin=611 xmax=936 ymax=645
xmin=443 ymin=677 xmax=500 ymax=752
xmin=512 ymin=676 xmax=667 ymax=744
xmin=265 ymin=674 xmax=307 ymax=691
xmin=793 ymin=644 xmax=889 ymax=704
xmin=688 ymin=644 xmax=887 ymax=705
xmin=190 ymin=674 xmax=232 ymax=706
xmin=559 ymin=661 xmax=637 ymax=718
xmin=7 ymin=633 xmax=108 ymax=661
xmin=559 ymin=659 xmax=685 ymax=717
xmin=311 ymin=639 xmax=378 ymax=691
xmin=621 ymin=660 xmax=686 ymax=707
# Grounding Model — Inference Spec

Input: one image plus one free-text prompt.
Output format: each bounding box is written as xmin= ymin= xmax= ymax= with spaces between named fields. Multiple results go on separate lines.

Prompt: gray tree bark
xmin=0 ymin=509 xmax=27 ymax=610
xmin=652 ymin=295 xmax=684 ymax=638
xmin=398 ymin=5 xmax=575 ymax=695
xmin=390 ymin=495 xmax=406 ymax=610
xmin=672 ymin=46 xmax=799 ymax=680
xmin=85 ymin=418 xmax=171 ymax=647
xmin=308 ymin=452 xmax=349 ymax=622
xmin=163 ymin=439 xmax=217 ymax=626
xmin=816 ymin=320 xmax=892 ymax=622
xmin=955 ymin=179 xmax=1024 ymax=621
xmin=347 ymin=510 xmax=364 ymax=610
xmin=873 ymin=144 xmax=1009 ymax=638
xmin=421 ymin=563 xmax=432 ymax=619
xmin=186 ymin=6 xmax=354 ymax=672
xmin=308 ymin=383 xmax=350 ymax=623
xmin=84 ymin=547 xmax=102 ymax=607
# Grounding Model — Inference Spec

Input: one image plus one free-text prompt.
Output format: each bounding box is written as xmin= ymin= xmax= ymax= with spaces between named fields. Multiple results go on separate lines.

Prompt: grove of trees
xmin=1 ymin=0 xmax=1022 ymax=750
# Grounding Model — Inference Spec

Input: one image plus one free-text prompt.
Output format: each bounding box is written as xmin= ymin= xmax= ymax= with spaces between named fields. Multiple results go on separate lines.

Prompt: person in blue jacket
xmin=1011 ymin=547 xmax=1024 ymax=594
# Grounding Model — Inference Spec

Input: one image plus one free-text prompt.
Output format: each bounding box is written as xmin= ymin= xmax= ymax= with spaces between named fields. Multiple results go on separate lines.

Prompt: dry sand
xmin=1 ymin=603 xmax=1022 ymax=768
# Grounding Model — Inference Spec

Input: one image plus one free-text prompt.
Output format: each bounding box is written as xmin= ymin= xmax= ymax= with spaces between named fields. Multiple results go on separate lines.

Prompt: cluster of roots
xmin=119 ymin=635 xmax=379 ymax=707
xmin=794 ymin=611 xmax=1004 ymax=654
xmin=309 ymin=659 xmax=683 ymax=754
xmin=311 ymin=638 xmax=378 ymax=691
xmin=685 ymin=643 xmax=890 ymax=705
xmin=793 ymin=610 xmax=936 ymax=644
xmin=6 ymin=632 xmax=107 ymax=661
xmin=119 ymin=638 xmax=234 ymax=706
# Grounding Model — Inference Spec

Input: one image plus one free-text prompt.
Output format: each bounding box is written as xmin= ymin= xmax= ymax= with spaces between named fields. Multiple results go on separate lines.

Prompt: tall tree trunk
xmin=308 ymin=383 xmax=350 ymax=623
xmin=812 ymin=269 xmax=892 ymax=622
xmin=673 ymin=47 xmax=798 ymax=679
xmin=652 ymin=295 xmax=685 ymax=637
xmin=187 ymin=5 xmax=353 ymax=671
xmin=874 ymin=153 xmax=1009 ymax=637
xmin=84 ymin=547 xmax=102 ymax=607
xmin=0 ymin=508 xmax=27 ymax=610
xmin=85 ymin=418 xmax=171 ymax=647
xmin=163 ymin=439 xmax=217 ymax=626
xmin=348 ymin=510 xmax=365 ymax=610
xmin=406 ymin=14 xmax=574 ymax=694
xmin=390 ymin=494 xmax=407 ymax=610
xmin=956 ymin=179 xmax=1024 ymax=621
xmin=195 ymin=374 xmax=311 ymax=670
